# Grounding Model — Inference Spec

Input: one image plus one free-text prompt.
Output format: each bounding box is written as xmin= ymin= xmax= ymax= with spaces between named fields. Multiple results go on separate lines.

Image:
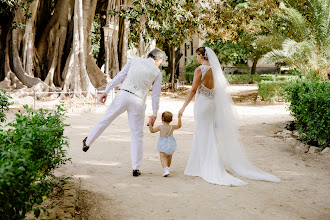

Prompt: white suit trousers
xmin=86 ymin=90 xmax=146 ymax=170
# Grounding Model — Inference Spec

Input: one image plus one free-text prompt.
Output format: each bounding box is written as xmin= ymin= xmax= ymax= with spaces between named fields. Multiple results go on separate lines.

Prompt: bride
xmin=178 ymin=47 xmax=280 ymax=186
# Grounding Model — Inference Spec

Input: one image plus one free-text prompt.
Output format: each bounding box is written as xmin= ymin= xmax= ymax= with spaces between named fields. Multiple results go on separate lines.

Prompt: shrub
xmin=260 ymin=74 xmax=298 ymax=82
xmin=161 ymin=71 xmax=170 ymax=83
xmin=257 ymin=74 xmax=299 ymax=101
xmin=0 ymin=105 xmax=70 ymax=219
xmin=184 ymin=55 xmax=199 ymax=74
xmin=259 ymin=75 xmax=276 ymax=82
xmin=185 ymin=72 xmax=194 ymax=83
xmin=258 ymin=81 xmax=289 ymax=101
xmin=225 ymin=74 xmax=261 ymax=84
xmin=285 ymin=80 xmax=330 ymax=149
xmin=0 ymin=90 xmax=11 ymax=123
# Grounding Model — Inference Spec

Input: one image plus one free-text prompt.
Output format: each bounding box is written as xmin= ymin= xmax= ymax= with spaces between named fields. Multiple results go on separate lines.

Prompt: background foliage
xmin=257 ymin=74 xmax=299 ymax=101
xmin=111 ymin=0 xmax=203 ymax=49
xmin=226 ymin=74 xmax=261 ymax=84
xmin=259 ymin=0 xmax=330 ymax=78
xmin=204 ymin=40 xmax=249 ymax=66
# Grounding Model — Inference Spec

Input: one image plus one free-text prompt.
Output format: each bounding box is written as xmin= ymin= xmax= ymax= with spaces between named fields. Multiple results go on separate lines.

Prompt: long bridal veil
xmin=205 ymin=47 xmax=280 ymax=182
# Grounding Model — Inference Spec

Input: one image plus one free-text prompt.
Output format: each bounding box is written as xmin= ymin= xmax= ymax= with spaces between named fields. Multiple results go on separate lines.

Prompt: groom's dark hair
xmin=147 ymin=48 xmax=166 ymax=61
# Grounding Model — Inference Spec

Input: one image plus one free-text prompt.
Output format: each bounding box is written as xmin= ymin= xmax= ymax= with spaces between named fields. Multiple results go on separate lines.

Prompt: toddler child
xmin=149 ymin=111 xmax=181 ymax=177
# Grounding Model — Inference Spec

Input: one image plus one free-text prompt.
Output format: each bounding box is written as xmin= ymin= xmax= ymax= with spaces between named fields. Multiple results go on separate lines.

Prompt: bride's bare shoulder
xmin=194 ymin=66 xmax=202 ymax=74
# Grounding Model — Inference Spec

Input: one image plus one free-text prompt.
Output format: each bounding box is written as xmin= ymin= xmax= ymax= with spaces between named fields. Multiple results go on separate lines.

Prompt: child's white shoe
xmin=162 ymin=170 xmax=170 ymax=177
xmin=162 ymin=167 xmax=170 ymax=177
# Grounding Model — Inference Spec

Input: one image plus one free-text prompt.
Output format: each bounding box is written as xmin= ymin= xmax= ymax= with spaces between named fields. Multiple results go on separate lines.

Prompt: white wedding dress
xmin=184 ymin=48 xmax=280 ymax=186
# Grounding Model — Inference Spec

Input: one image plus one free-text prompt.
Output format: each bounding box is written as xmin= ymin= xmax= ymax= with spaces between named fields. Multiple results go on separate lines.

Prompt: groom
xmin=82 ymin=48 xmax=165 ymax=177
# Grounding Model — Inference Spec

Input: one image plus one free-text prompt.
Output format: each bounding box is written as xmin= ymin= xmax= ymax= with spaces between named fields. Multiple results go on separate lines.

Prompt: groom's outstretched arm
xmin=151 ymin=73 xmax=162 ymax=117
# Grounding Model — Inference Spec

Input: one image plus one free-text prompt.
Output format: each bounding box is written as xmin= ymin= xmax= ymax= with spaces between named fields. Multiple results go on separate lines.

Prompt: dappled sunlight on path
xmin=55 ymin=96 xmax=330 ymax=220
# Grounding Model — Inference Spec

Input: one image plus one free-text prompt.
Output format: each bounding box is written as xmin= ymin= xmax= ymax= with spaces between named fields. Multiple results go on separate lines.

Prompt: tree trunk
xmin=251 ymin=59 xmax=258 ymax=74
xmin=0 ymin=12 xmax=13 ymax=84
xmin=77 ymin=0 xmax=95 ymax=96
xmin=22 ymin=0 xmax=40 ymax=77
xmin=0 ymin=27 xmax=25 ymax=89
xmin=84 ymin=0 xmax=106 ymax=88
xmin=138 ymin=15 xmax=146 ymax=57
xmin=11 ymin=8 xmax=51 ymax=92
xmin=118 ymin=15 xmax=129 ymax=69
xmin=175 ymin=49 xmax=183 ymax=80
xmin=106 ymin=0 xmax=120 ymax=78
xmin=0 ymin=0 xmax=107 ymax=98
xmin=169 ymin=46 xmax=176 ymax=87
xmin=96 ymin=11 xmax=106 ymax=69
xmin=109 ymin=30 xmax=120 ymax=77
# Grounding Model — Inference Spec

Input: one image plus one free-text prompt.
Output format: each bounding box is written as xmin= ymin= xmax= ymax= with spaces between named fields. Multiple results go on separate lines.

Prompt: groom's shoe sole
xmin=82 ymin=137 xmax=90 ymax=152
xmin=133 ymin=170 xmax=141 ymax=177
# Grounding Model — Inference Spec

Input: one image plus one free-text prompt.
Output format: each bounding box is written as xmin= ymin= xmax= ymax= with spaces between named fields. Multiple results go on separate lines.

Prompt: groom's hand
xmin=100 ymin=93 xmax=107 ymax=104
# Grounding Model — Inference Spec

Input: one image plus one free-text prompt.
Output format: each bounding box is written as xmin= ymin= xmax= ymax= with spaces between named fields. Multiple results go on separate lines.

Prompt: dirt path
xmin=57 ymin=96 xmax=330 ymax=220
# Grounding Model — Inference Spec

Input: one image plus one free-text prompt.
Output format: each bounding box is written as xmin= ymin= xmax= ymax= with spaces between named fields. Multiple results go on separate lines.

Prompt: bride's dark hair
xmin=196 ymin=47 xmax=208 ymax=60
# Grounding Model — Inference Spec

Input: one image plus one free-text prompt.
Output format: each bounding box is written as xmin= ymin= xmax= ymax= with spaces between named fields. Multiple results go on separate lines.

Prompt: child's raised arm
xmin=149 ymin=117 xmax=160 ymax=133
xmin=173 ymin=114 xmax=182 ymax=130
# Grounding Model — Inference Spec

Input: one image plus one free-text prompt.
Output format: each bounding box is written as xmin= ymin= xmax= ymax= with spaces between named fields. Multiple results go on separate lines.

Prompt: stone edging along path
xmin=275 ymin=121 xmax=329 ymax=156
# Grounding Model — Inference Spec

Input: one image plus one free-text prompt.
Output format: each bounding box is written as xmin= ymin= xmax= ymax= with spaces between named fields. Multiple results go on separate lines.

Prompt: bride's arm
xmin=178 ymin=67 xmax=202 ymax=117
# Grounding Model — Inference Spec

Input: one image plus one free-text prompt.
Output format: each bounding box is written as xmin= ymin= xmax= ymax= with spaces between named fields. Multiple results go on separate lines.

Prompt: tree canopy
xmin=110 ymin=0 xmax=203 ymax=84
xmin=203 ymin=0 xmax=281 ymax=73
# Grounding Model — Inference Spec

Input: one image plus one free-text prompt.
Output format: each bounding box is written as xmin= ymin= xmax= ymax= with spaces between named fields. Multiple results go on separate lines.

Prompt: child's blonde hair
xmin=162 ymin=111 xmax=173 ymax=123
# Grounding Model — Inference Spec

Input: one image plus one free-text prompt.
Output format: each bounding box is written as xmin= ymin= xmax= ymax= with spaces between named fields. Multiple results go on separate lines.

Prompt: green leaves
xmin=260 ymin=0 xmax=330 ymax=78
xmin=0 ymin=0 xmax=35 ymax=29
xmin=111 ymin=0 xmax=203 ymax=49
xmin=285 ymin=79 xmax=330 ymax=149
xmin=0 ymin=90 xmax=11 ymax=123
xmin=185 ymin=55 xmax=200 ymax=73
xmin=204 ymin=40 xmax=250 ymax=65
xmin=0 ymin=105 xmax=70 ymax=219
xmin=226 ymin=74 xmax=261 ymax=84
xmin=258 ymin=80 xmax=289 ymax=101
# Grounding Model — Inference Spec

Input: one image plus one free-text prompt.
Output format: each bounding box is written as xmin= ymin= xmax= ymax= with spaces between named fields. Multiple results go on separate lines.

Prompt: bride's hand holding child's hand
xmin=178 ymin=107 xmax=185 ymax=117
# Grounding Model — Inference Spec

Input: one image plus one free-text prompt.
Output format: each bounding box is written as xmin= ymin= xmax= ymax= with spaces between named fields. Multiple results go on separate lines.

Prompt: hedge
xmin=161 ymin=71 xmax=170 ymax=83
xmin=0 ymin=90 xmax=11 ymax=122
xmin=285 ymin=80 xmax=330 ymax=149
xmin=185 ymin=72 xmax=194 ymax=83
xmin=257 ymin=75 xmax=299 ymax=101
xmin=258 ymin=81 xmax=289 ymax=101
xmin=225 ymin=74 xmax=261 ymax=84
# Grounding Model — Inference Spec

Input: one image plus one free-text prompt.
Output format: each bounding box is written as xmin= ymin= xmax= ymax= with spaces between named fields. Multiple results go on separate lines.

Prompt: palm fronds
xmin=258 ymin=0 xmax=330 ymax=78
xmin=278 ymin=2 xmax=312 ymax=42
